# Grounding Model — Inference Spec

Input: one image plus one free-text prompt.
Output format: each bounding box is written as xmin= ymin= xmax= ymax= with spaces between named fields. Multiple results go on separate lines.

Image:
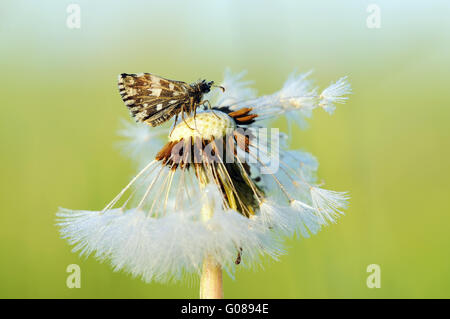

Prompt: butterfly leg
xmin=201 ymin=99 xmax=220 ymax=119
xmin=193 ymin=105 xmax=199 ymax=130
xmin=189 ymin=97 xmax=199 ymax=131
xmin=199 ymin=99 xmax=212 ymax=110
xmin=181 ymin=104 xmax=194 ymax=130
xmin=169 ymin=113 xmax=179 ymax=137
xmin=235 ymin=247 xmax=243 ymax=265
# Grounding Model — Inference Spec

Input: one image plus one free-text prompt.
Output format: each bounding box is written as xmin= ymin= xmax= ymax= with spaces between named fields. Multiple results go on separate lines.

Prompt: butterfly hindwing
xmin=118 ymin=73 xmax=190 ymax=126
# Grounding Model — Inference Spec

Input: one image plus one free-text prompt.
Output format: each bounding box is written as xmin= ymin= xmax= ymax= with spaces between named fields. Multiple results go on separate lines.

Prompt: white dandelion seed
xmin=226 ymin=70 xmax=316 ymax=126
xmin=289 ymin=200 xmax=322 ymax=238
xmin=319 ymin=76 xmax=352 ymax=114
xmin=57 ymin=69 xmax=351 ymax=297
xmin=117 ymin=119 xmax=167 ymax=168
xmin=310 ymin=187 xmax=350 ymax=225
xmin=211 ymin=68 xmax=257 ymax=107
xmin=219 ymin=71 xmax=351 ymax=132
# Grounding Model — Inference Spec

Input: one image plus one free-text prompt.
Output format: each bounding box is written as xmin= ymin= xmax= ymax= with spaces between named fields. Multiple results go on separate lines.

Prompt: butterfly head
xmin=197 ymin=79 xmax=225 ymax=94
xmin=198 ymin=80 xmax=214 ymax=93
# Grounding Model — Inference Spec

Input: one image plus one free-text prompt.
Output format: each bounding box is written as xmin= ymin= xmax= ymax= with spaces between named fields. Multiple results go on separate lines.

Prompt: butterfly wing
xmin=118 ymin=73 xmax=191 ymax=126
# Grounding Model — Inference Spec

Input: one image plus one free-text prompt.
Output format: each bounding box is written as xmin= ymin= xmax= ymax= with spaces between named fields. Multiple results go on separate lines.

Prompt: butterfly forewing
xmin=118 ymin=73 xmax=190 ymax=126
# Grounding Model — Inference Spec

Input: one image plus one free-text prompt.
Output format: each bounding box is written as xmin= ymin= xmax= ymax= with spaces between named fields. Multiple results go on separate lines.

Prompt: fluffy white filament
xmin=57 ymin=191 xmax=284 ymax=283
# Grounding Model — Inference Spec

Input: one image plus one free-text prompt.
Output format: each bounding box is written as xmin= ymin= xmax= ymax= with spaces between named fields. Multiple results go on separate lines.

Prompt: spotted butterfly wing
xmin=118 ymin=73 xmax=191 ymax=127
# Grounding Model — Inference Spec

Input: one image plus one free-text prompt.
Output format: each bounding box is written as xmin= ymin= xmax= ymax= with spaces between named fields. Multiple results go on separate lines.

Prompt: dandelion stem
xmin=200 ymin=255 xmax=223 ymax=299
xmin=199 ymin=178 xmax=223 ymax=299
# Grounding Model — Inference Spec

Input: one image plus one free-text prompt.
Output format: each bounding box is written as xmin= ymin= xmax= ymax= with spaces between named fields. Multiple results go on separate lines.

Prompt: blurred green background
xmin=1 ymin=0 xmax=449 ymax=298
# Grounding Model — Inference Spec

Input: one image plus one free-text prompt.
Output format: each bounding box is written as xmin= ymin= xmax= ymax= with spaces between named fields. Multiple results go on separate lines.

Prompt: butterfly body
xmin=118 ymin=73 xmax=214 ymax=127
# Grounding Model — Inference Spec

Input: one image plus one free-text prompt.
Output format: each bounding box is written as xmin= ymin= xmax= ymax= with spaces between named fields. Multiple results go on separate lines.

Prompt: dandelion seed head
xmin=57 ymin=69 xmax=352 ymax=283
xmin=169 ymin=110 xmax=236 ymax=142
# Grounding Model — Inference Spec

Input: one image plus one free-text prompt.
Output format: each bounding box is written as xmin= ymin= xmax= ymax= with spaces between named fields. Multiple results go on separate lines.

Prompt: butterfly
xmin=118 ymin=73 xmax=223 ymax=127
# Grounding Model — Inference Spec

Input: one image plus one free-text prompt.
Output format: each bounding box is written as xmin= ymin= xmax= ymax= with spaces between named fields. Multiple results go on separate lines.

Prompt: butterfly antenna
xmin=213 ymin=85 xmax=226 ymax=92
